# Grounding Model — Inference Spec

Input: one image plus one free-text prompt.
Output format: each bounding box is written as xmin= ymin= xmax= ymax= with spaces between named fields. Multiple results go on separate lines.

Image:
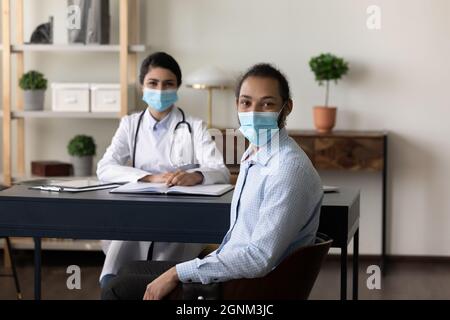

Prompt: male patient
xmin=102 ymin=63 xmax=323 ymax=300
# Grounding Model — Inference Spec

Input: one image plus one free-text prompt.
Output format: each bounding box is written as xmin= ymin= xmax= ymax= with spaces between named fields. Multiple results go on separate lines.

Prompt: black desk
xmin=0 ymin=185 xmax=359 ymax=300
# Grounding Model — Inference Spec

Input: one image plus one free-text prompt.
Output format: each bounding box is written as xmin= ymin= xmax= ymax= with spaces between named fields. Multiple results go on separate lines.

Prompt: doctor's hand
xmin=165 ymin=171 xmax=204 ymax=187
xmin=143 ymin=267 xmax=179 ymax=300
xmin=139 ymin=173 xmax=172 ymax=183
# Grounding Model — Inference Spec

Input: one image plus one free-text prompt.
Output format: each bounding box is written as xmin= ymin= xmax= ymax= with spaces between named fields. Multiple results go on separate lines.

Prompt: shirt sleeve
xmin=176 ymin=162 xmax=323 ymax=284
xmin=188 ymin=121 xmax=230 ymax=185
xmin=96 ymin=116 xmax=150 ymax=183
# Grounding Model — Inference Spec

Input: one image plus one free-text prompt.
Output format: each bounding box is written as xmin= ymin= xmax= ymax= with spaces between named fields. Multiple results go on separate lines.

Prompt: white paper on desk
xmin=110 ymin=182 xmax=234 ymax=196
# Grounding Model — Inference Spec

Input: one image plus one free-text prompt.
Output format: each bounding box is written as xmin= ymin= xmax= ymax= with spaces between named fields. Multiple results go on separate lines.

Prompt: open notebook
xmin=110 ymin=182 xmax=234 ymax=197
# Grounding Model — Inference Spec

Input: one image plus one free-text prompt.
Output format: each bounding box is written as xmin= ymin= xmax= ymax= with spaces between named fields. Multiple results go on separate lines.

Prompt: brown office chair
xmin=170 ymin=233 xmax=332 ymax=300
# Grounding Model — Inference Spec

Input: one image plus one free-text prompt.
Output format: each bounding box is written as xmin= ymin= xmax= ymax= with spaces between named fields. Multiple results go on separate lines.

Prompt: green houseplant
xmin=19 ymin=70 xmax=48 ymax=111
xmin=68 ymin=135 xmax=96 ymax=176
xmin=309 ymin=53 xmax=349 ymax=133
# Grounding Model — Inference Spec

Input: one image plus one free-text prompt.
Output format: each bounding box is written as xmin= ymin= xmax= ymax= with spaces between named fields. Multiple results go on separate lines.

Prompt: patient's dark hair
xmin=139 ymin=52 xmax=182 ymax=87
xmin=235 ymin=63 xmax=291 ymax=127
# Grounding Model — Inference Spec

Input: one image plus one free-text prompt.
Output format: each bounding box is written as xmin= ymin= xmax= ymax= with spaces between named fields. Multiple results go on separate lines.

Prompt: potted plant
xmin=309 ymin=53 xmax=349 ymax=133
xmin=19 ymin=70 xmax=48 ymax=111
xmin=68 ymin=135 xmax=96 ymax=177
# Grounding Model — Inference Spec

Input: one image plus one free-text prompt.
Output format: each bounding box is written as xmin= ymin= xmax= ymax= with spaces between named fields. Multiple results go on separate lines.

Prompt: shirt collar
xmin=241 ymin=128 xmax=289 ymax=167
xmin=145 ymin=107 xmax=175 ymax=131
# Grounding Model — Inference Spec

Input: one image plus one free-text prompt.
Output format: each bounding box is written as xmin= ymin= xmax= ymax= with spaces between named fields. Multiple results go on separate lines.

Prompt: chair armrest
xmin=181 ymin=283 xmax=222 ymax=300
xmin=198 ymin=244 xmax=220 ymax=259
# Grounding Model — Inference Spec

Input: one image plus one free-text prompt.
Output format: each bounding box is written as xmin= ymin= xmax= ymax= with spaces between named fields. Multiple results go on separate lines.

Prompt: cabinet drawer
xmin=292 ymin=136 xmax=315 ymax=163
xmin=314 ymin=138 xmax=384 ymax=171
xmin=52 ymin=83 xmax=90 ymax=112
xmin=91 ymin=84 xmax=121 ymax=112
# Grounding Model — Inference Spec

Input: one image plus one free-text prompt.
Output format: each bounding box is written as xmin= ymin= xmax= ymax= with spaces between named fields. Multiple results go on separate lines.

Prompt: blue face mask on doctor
xmin=238 ymin=103 xmax=287 ymax=147
xmin=142 ymin=88 xmax=179 ymax=112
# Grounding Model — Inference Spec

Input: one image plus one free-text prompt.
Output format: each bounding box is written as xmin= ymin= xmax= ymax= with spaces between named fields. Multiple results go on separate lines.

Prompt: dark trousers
xmin=101 ymin=260 xmax=180 ymax=300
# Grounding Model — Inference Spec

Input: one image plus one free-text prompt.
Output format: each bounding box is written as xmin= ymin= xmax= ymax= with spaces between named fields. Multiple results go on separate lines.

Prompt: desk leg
xmin=340 ymin=245 xmax=347 ymax=300
xmin=353 ymin=229 xmax=359 ymax=300
xmin=382 ymin=135 xmax=388 ymax=275
xmin=34 ymin=237 xmax=41 ymax=300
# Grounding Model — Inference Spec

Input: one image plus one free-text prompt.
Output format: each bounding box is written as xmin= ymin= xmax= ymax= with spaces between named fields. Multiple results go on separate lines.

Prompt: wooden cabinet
xmin=292 ymin=130 xmax=389 ymax=268
xmin=219 ymin=129 xmax=387 ymax=172
xmin=289 ymin=130 xmax=386 ymax=172
xmin=220 ymin=129 xmax=389 ymax=266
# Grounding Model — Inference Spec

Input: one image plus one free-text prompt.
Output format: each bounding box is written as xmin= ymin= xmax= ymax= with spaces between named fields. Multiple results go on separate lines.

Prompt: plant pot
xmin=313 ymin=106 xmax=337 ymax=133
xmin=71 ymin=155 xmax=93 ymax=177
xmin=24 ymin=90 xmax=45 ymax=111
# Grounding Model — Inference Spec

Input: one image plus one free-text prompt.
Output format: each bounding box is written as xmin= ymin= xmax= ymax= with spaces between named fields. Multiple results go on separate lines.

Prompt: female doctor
xmin=96 ymin=52 xmax=230 ymax=288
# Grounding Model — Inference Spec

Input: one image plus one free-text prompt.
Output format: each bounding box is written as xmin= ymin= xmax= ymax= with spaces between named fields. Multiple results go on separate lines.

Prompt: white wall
xmin=6 ymin=0 xmax=450 ymax=256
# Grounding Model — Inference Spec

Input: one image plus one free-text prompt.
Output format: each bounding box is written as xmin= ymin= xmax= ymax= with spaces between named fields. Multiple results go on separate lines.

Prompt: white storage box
xmin=90 ymin=83 xmax=137 ymax=113
xmin=90 ymin=84 xmax=120 ymax=112
xmin=52 ymin=83 xmax=90 ymax=112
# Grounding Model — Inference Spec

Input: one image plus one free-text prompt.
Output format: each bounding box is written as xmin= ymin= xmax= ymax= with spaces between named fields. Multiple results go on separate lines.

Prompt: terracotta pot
xmin=313 ymin=106 xmax=337 ymax=133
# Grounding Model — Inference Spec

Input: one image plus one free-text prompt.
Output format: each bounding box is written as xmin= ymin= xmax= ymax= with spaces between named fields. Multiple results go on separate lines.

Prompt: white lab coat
xmin=97 ymin=107 xmax=230 ymax=280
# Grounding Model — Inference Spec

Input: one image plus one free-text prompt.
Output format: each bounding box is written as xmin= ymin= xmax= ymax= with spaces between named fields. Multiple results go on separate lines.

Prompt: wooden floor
xmin=1 ymin=251 xmax=449 ymax=300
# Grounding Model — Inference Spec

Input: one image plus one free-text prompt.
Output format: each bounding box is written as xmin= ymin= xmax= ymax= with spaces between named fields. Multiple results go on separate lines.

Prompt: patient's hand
xmin=143 ymin=267 xmax=179 ymax=300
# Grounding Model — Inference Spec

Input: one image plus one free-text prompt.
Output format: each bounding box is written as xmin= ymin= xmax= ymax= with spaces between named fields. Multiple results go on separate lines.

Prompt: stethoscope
xmin=132 ymin=107 xmax=195 ymax=169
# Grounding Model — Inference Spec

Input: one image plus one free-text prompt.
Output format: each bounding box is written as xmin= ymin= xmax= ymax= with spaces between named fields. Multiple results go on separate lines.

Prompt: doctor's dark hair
xmin=235 ymin=63 xmax=292 ymax=127
xmin=139 ymin=52 xmax=182 ymax=87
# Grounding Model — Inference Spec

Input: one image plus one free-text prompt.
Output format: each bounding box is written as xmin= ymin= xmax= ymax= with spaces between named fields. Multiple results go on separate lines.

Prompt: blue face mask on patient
xmin=238 ymin=104 xmax=286 ymax=147
xmin=142 ymin=88 xmax=178 ymax=112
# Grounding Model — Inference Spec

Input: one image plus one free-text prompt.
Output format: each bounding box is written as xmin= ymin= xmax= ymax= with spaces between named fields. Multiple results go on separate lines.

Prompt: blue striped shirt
xmin=176 ymin=128 xmax=323 ymax=284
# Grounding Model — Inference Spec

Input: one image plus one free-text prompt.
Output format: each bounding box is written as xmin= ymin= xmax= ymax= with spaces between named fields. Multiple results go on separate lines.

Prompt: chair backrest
xmin=222 ymin=233 xmax=333 ymax=300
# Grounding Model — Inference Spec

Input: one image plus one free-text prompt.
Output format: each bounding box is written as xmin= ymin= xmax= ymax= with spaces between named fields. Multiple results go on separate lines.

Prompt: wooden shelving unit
xmin=11 ymin=44 xmax=147 ymax=53
xmin=13 ymin=111 xmax=121 ymax=119
xmin=1 ymin=0 xmax=145 ymax=252
xmin=2 ymin=0 xmax=144 ymax=186
xmin=0 ymin=109 xmax=122 ymax=119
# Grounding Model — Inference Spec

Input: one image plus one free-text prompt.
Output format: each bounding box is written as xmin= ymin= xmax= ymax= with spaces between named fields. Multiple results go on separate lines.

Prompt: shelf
xmin=1 ymin=174 xmax=100 ymax=189
xmin=1 ymin=238 xmax=102 ymax=251
xmin=1 ymin=109 xmax=140 ymax=119
xmin=11 ymin=44 xmax=147 ymax=53
xmin=11 ymin=110 xmax=122 ymax=119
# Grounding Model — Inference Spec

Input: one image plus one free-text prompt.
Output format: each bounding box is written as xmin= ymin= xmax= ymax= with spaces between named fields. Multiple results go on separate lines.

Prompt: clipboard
xmin=29 ymin=179 xmax=122 ymax=193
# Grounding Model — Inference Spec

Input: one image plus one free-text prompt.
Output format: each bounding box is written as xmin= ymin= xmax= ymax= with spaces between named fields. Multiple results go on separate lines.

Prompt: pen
xmin=34 ymin=186 xmax=63 ymax=192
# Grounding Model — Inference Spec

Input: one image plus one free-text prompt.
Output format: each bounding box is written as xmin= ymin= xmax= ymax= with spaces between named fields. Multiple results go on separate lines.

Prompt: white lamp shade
xmin=185 ymin=66 xmax=232 ymax=88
